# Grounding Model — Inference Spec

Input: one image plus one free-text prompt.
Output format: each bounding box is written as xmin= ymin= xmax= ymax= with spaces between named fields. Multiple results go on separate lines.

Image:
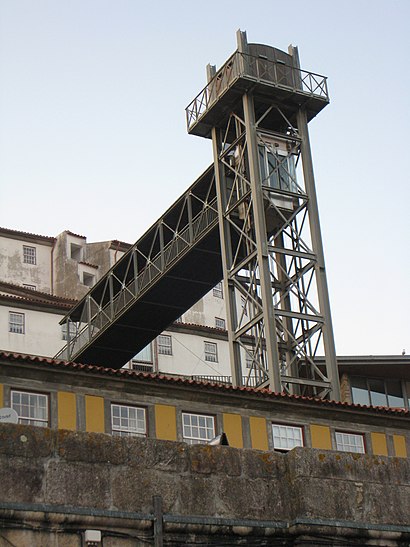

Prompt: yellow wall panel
xmin=85 ymin=395 xmax=105 ymax=433
xmin=249 ymin=416 xmax=268 ymax=450
xmin=223 ymin=413 xmax=243 ymax=448
xmin=393 ymin=435 xmax=407 ymax=458
xmin=155 ymin=404 xmax=177 ymax=441
xmin=371 ymin=432 xmax=388 ymax=456
xmin=310 ymin=424 xmax=332 ymax=449
xmin=0 ymin=384 xmax=3 ymax=407
xmin=58 ymin=392 xmax=77 ymax=431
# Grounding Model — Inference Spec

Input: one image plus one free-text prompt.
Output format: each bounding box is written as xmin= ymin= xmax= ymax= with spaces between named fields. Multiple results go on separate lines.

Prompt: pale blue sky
xmin=0 ymin=0 xmax=409 ymax=355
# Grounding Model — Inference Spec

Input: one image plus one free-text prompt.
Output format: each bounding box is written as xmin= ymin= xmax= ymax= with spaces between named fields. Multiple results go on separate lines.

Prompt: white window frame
xmin=335 ymin=431 xmax=365 ymax=454
xmin=182 ymin=412 xmax=215 ymax=445
xmin=272 ymin=423 xmax=304 ymax=451
xmin=11 ymin=390 xmax=48 ymax=427
xmin=9 ymin=312 xmax=25 ymax=334
xmin=23 ymin=284 xmax=36 ymax=291
xmin=204 ymin=341 xmax=218 ymax=363
xmin=132 ymin=343 xmax=153 ymax=364
xmin=61 ymin=322 xmax=77 ymax=341
xmin=215 ymin=317 xmax=226 ymax=330
xmin=23 ymin=245 xmax=36 ymax=265
xmin=111 ymin=403 xmax=147 ymax=437
xmin=213 ymin=282 xmax=223 ymax=298
xmin=158 ymin=334 xmax=172 ymax=355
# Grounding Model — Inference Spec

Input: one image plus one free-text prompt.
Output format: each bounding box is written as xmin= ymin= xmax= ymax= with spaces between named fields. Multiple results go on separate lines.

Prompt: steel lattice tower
xmin=186 ymin=31 xmax=340 ymax=400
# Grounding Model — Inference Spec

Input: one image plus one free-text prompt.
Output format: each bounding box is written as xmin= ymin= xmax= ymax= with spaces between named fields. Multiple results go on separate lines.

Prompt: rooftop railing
xmin=186 ymin=51 xmax=329 ymax=131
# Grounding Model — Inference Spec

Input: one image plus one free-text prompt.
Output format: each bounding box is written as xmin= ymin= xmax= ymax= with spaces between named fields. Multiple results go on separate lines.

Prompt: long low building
xmin=1 ymin=351 xmax=408 ymax=455
xmin=0 ymin=351 xmax=409 ymax=546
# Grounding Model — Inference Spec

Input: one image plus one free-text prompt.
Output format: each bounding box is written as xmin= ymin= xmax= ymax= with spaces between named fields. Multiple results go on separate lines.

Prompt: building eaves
xmin=0 ymin=226 xmax=56 ymax=244
xmin=0 ymin=293 xmax=75 ymax=311
xmin=64 ymin=230 xmax=86 ymax=239
xmin=0 ymin=281 xmax=77 ymax=305
xmin=1 ymin=351 xmax=408 ymax=418
xmin=79 ymin=261 xmax=99 ymax=269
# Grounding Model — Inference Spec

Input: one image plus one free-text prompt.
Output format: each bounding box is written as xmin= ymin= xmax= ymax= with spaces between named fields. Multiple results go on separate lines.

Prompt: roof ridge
xmin=0 ymin=351 xmax=408 ymax=417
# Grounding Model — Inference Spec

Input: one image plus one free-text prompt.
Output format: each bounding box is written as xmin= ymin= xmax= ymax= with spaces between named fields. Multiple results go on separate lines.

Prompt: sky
xmin=0 ymin=0 xmax=409 ymax=356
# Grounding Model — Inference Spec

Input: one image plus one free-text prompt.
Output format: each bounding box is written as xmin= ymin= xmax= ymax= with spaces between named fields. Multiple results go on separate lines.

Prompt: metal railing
xmin=186 ymin=51 xmax=328 ymax=130
xmin=56 ymin=195 xmax=219 ymax=361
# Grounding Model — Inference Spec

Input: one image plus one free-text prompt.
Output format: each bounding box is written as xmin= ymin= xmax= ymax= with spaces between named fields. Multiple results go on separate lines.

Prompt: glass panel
xmin=350 ymin=377 xmax=370 ymax=406
xmin=132 ymin=343 xmax=152 ymax=363
xmin=368 ymin=379 xmax=388 ymax=407
xmin=386 ymin=379 xmax=405 ymax=408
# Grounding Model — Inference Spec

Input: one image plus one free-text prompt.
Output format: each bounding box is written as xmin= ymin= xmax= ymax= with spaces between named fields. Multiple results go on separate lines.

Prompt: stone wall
xmin=0 ymin=423 xmax=409 ymax=546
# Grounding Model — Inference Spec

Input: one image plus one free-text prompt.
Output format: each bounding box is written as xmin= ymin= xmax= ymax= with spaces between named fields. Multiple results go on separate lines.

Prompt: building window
xmin=272 ymin=424 xmax=304 ymax=451
xmin=11 ymin=390 xmax=48 ymax=427
xmin=9 ymin=312 xmax=25 ymax=334
xmin=61 ymin=322 xmax=77 ymax=341
xmin=215 ymin=317 xmax=225 ymax=330
xmin=132 ymin=343 xmax=153 ymax=363
xmin=241 ymin=295 xmax=248 ymax=316
xmin=23 ymin=245 xmax=36 ymax=265
xmin=23 ymin=284 xmax=36 ymax=291
xmin=70 ymin=243 xmax=83 ymax=261
xmin=83 ymin=272 xmax=95 ymax=287
xmin=158 ymin=335 xmax=172 ymax=355
xmin=204 ymin=341 xmax=218 ymax=362
xmin=182 ymin=412 xmax=215 ymax=445
xmin=350 ymin=376 xmax=405 ymax=408
xmin=213 ymin=282 xmax=223 ymax=298
xmin=174 ymin=316 xmax=183 ymax=324
xmin=258 ymin=145 xmax=297 ymax=193
xmin=335 ymin=431 xmax=365 ymax=454
xmin=245 ymin=350 xmax=254 ymax=369
xmin=111 ymin=404 xmax=146 ymax=437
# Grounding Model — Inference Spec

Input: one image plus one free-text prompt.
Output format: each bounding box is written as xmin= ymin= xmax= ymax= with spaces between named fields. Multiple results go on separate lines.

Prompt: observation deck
xmin=186 ymin=44 xmax=329 ymax=139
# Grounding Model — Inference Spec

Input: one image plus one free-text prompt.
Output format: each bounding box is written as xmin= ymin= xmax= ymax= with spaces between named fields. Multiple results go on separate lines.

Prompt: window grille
xmin=204 ymin=341 xmax=218 ymax=362
xmin=272 ymin=424 xmax=303 ymax=451
xmin=182 ymin=412 xmax=215 ymax=445
xmin=23 ymin=245 xmax=36 ymax=265
xmin=215 ymin=317 xmax=225 ymax=329
xmin=213 ymin=282 xmax=223 ymax=298
xmin=11 ymin=390 xmax=48 ymax=427
xmin=9 ymin=312 xmax=25 ymax=334
xmin=23 ymin=284 xmax=36 ymax=291
xmin=335 ymin=431 xmax=365 ymax=453
xmin=111 ymin=404 xmax=146 ymax=437
xmin=158 ymin=335 xmax=172 ymax=355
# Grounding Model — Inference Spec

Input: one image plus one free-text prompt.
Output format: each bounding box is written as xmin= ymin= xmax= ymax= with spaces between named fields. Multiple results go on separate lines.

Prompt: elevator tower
xmin=186 ymin=31 xmax=339 ymax=399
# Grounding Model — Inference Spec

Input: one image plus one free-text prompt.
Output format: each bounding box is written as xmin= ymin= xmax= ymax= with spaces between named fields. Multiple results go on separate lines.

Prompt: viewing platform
xmin=186 ymin=46 xmax=329 ymax=139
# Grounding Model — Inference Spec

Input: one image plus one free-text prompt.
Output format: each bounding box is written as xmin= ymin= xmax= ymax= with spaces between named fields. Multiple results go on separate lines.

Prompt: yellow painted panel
xmin=223 ymin=413 xmax=243 ymax=448
xmin=155 ymin=404 xmax=177 ymax=440
xmin=58 ymin=392 xmax=77 ymax=431
xmin=249 ymin=416 xmax=268 ymax=450
xmin=310 ymin=424 xmax=332 ymax=450
xmin=0 ymin=384 xmax=3 ymax=407
xmin=85 ymin=395 xmax=105 ymax=433
xmin=371 ymin=432 xmax=388 ymax=456
xmin=393 ymin=435 xmax=407 ymax=458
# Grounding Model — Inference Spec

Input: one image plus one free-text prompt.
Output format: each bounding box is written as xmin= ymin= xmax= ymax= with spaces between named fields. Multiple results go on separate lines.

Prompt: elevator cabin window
xmin=258 ymin=145 xmax=296 ymax=193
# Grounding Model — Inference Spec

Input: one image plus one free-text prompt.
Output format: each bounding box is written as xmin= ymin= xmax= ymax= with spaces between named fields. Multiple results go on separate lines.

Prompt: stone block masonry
xmin=0 ymin=423 xmax=409 ymax=546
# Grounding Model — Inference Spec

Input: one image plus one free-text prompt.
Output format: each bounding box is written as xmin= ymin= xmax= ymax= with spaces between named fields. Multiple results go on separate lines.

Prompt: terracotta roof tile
xmin=0 ymin=226 xmax=56 ymax=242
xmin=0 ymin=351 xmax=408 ymax=417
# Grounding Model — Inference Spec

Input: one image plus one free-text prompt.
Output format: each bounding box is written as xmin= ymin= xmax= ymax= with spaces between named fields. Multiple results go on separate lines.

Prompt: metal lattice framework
xmin=211 ymin=104 xmax=335 ymax=396
xmin=55 ymin=168 xmax=219 ymax=365
xmin=56 ymin=32 xmax=340 ymax=400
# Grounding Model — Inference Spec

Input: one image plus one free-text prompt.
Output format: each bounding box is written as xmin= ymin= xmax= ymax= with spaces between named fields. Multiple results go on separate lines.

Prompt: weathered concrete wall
xmin=0 ymin=423 xmax=409 ymax=546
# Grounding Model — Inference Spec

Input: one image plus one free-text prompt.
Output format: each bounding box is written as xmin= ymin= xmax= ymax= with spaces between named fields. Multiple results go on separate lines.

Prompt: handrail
xmin=56 ymin=197 xmax=219 ymax=361
xmin=186 ymin=51 xmax=328 ymax=130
